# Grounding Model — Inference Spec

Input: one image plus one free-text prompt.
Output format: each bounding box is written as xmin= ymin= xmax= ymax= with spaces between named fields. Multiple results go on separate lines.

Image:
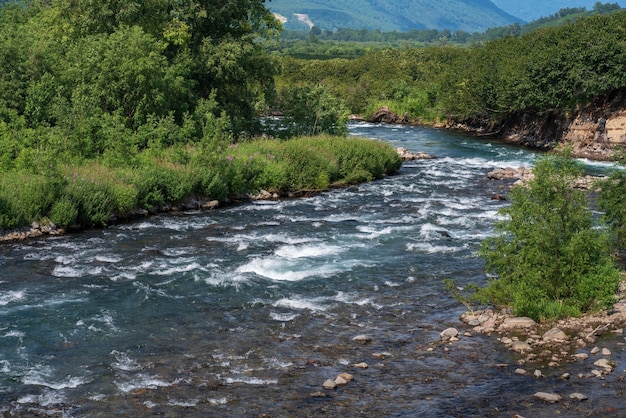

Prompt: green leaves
xmin=479 ymin=155 xmax=621 ymax=321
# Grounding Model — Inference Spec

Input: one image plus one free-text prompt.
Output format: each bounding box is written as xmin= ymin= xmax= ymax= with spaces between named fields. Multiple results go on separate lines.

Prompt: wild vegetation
xmin=272 ymin=3 xmax=621 ymax=58
xmin=478 ymin=154 xmax=621 ymax=321
xmin=0 ymin=0 xmax=398 ymax=231
xmin=275 ymin=8 xmax=626 ymax=123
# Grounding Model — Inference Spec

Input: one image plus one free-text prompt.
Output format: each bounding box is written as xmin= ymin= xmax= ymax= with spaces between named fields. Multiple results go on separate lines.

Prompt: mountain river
xmin=1 ymin=122 xmax=624 ymax=417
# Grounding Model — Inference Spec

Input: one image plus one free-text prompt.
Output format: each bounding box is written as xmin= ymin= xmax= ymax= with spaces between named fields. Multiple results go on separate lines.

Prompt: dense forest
xmin=272 ymin=3 xmax=622 ymax=58
xmin=275 ymin=9 xmax=626 ymax=125
xmin=0 ymin=0 xmax=400 ymax=231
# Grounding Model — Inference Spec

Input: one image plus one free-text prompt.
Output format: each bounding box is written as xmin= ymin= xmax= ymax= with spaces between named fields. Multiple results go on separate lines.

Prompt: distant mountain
xmin=269 ymin=0 xmax=523 ymax=33
xmin=491 ymin=0 xmax=626 ymax=22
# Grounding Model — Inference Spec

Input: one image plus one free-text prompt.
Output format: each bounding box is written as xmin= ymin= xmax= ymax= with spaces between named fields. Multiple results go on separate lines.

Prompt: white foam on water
xmin=207 ymin=397 xmax=229 ymax=405
xmin=235 ymin=257 xmax=341 ymax=282
xmin=51 ymin=265 xmax=80 ymax=278
xmin=153 ymin=261 xmax=204 ymax=276
xmin=274 ymin=243 xmax=345 ymax=259
xmin=3 ymin=330 xmax=25 ymax=338
xmin=115 ymin=374 xmax=180 ymax=393
xmin=22 ymin=366 xmax=88 ymax=390
xmin=333 ymin=292 xmax=383 ymax=309
xmin=0 ymin=290 xmax=25 ymax=306
xmin=168 ymin=399 xmax=198 ymax=407
xmin=273 ymin=296 xmax=330 ymax=312
xmin=17 ymin=390 xmax=67 ymax=406
xmin=223 ymin=376 xmax=278 ymax=385
xmin=356 ymin=224 xmax=414 ymax=240
xmin=269 ymin=312 xmax=299 ymax=322
xmin=95 ymin=255 xmax=122 ymax=263
xmin=406 ymin=242 xmax=464 ymax=254
xmin=111 ymin=350 xmax=144 ymax=372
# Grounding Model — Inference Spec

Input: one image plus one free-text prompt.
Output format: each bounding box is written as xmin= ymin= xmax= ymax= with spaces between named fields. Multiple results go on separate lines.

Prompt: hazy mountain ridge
xmin=269 ymin=0 xmax=522 ymax=32
xmin=491 ymin=0 xmax=626 ymax=22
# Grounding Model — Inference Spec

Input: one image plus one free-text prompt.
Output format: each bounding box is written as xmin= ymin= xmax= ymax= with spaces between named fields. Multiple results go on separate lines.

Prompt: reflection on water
xmin=0 ymin=123 xmax=624 ymax=417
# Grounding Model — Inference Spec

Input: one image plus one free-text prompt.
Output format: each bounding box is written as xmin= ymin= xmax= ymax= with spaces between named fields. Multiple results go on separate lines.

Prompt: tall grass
xmin=0 ymin=136 xmax=401 ymax=230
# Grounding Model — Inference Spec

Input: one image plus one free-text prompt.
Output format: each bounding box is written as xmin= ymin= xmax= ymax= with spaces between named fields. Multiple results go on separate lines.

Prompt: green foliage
xmin=275 ymin=85 xmax=349 ymax=137
xmin=275 ymin=10 xmax=626 ymax=123
xmin=478 ymin=155 xmax=621 ymax=321
xmin=0 ymin=171 xmax=58 ymax=229
xmin=49 ymin=196 xmax=78 ymax=227
xmin=598 ymin=164 xmax=626 ymax=251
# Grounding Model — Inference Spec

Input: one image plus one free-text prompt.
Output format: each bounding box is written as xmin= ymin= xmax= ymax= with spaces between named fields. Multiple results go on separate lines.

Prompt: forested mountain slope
xmin=491 ymin=0 xmax=626 ymax=22
xmin=269 ymin=0 xmax=521 ymax=32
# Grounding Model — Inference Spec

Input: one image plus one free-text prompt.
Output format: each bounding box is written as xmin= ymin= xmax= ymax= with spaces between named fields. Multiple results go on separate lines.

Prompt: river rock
xmin=338 ymin=373 xmax=354 ymax=381
xmin=569 ymin=392 xmax=588 ymax=401
xmin=534 ymin=392 xmax=562 ymax=403
xmin=499 ymin=317 xmax=536 ymax=331
xmin=590 ymin=346 xmax=600 ymax=354
xmin=440 ymin=327 xmax=459 ymax=341
xmin=334 ymin=376 xmax=348 ymax=386
xmin=352 ymin=362 xmax=368 ymax=369
xmin=322 ymin=379 xmax=337 ymax=390
xmin=201 ymin=200 xmax=220 ymax=210
xmin=511 ymin=341 xmax=532 ymax=353
xmin=396 ymin=147 xmax=435 ymax=161
xmin=602 ymin=348 xmax=611 ymax=356
xmin=352 ymin=335 xmax=372 ymax=344
xmin=515 ymin=368 xmax=527 ymax=375
xmin=594 ymin=358 xmax=614 ymax=372
xmin=542 ymin=327 xmax=568 ymax=342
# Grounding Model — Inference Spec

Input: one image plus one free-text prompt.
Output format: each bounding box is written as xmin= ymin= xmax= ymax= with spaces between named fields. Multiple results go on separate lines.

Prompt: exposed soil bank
xmin=446 ymin=89 xmax=626 ymax=161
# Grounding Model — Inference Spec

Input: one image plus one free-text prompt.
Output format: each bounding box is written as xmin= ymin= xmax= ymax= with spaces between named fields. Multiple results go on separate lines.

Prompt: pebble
xmin=590 ymin=346 xmax=600 ymax=354
xmin=594 ymin=358 xmax=613 ymax=372
xmin=440 ymin=327 xmax=459 ymax=341
xmin=511 ymin=341 xmax=532 ymax=353
xmin=334 ymin=376 xmax=348 ymax=386
xmin=534 ymin=370 xmax=543 ymax=378
xmin=322 ymin=379 xmax=337 ymax=390
xmin=542 ymin=327 xmax=568 ymax=342
xmin=338 ymin=373 xmax=354 ymax=381
xmin=352 ymin=335 xmax=372 ymax=344
xmin=573 ymin=353 xmax=589 ymax=360
xmin=515 ymin=368 xmax=527 ymax=375
xmin=534 ymin=392 xmax=562 ymax=403
xmin=352 ymin=362 xmax=368 ymax=369
xmin=569 ymin=392 xmax=588 ymax=401
xmin=561 ymin=373 xmax=570 ymax=380
xmin=499 ymin=317 xmax=536 ymax=331
xmin=602 ymin=348 xmax=612 ymax=356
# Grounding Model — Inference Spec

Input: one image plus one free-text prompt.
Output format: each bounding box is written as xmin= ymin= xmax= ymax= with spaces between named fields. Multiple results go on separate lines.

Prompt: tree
xmin=277 ymin=85 xmax=349 ymax=137
xmin=479 ymin=154 xmax=621 ymax=321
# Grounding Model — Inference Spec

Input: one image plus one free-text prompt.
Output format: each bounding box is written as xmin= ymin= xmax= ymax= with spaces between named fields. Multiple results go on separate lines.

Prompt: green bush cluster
xmin=478 ymin=155 xmax=621 ymax=321
xmin=275 ymin=10 xmax=626 ymax=123
xmin=0 ymin=137 xmax=401 ymax=230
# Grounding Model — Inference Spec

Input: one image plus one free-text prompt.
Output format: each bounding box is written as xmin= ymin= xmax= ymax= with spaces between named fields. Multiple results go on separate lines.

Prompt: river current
xmin=1 ymin=123 xmax=624 ymax=417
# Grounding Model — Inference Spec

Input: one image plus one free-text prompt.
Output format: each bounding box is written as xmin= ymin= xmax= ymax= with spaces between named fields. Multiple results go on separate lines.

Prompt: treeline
xmin=276 ymin=10 xmax=626 ymax=123
xmin=272 ymin=3 xmax=621 ymax=58
xmin=0 ymin=1 xmax=398 ymax=231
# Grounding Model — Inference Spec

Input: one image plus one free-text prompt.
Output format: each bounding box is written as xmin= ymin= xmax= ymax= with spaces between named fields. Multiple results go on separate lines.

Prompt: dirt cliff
xmin=450 ymin=89 xmax=626 ymax=161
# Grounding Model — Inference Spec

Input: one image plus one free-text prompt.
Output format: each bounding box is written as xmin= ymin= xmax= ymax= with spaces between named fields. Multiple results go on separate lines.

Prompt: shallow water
xmin=1 ymin=123 xmax=625 ymax=417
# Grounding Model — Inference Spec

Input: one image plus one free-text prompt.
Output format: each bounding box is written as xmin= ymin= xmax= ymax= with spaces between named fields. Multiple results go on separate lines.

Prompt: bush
xmin=0 ymin=171 xmax=58 ymax=229
xmin=478 ymin=154 xmax=621 ymax=321
xmin=49 ymin=196 xmax=78 ymax=227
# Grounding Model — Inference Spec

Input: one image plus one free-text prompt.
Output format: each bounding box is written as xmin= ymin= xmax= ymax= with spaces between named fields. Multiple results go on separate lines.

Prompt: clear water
xmin=1 ymin=123 xmax=624 ymax=417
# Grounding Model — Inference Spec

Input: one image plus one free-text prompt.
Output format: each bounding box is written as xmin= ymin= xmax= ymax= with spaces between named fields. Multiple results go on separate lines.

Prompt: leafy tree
xmin=276 ymin=85 xmax=349 ymax=137
xmin=479 ymin=154 xmax=621 ymax=321
xmin=598 ymin=158 xmax=626 ymax=252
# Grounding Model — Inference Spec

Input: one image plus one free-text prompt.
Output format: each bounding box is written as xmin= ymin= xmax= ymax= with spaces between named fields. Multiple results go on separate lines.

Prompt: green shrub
xmin=49 ymin=196 xmax=78 ymax=227
xmin=478 ymin=154 xmax=621 ymax=321
xmin=0 ymin=171 xmax=58 ymax=228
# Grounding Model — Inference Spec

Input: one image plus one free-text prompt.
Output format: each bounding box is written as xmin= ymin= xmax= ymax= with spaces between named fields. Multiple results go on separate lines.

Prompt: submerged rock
xmin=534 ymin=392 xmax=562 ymax=403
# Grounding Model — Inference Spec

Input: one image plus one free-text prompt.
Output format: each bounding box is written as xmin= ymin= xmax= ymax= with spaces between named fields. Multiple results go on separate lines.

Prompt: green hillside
xmin=269 ymin=0 xmax=522 ymax=32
